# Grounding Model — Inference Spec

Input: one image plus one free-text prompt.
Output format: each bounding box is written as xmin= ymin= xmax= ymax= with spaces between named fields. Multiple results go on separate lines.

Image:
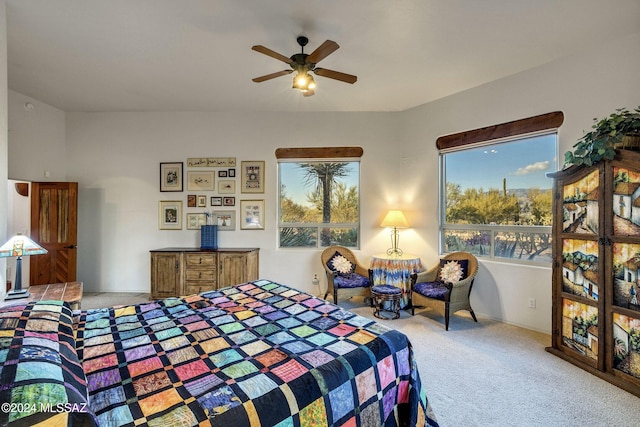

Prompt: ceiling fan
xmin=251 ymin=36 xmax=357 ymax=97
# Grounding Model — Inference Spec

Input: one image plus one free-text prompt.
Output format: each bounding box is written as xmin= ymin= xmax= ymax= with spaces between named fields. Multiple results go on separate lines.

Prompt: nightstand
xmin=0 ymin=281 xmax=83 ymax=310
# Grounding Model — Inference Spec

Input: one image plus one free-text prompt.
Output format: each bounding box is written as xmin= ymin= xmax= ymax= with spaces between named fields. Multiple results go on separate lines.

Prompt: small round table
xmin=370 ymin=253 xmax=423 ymax=309
xmin=371 ymin=284 xmax=402 ymax=319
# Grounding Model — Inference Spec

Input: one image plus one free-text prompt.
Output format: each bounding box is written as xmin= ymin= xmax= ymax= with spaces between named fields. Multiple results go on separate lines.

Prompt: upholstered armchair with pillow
xmin=321 ymin=245 xmax=373 ymax=304
xmin=410 ymin=251 xmax=478 ymax=330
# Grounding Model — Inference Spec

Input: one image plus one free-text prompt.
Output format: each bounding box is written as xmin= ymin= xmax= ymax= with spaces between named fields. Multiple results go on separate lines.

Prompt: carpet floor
xmin=81 ymin=292 xmax=640 ymax=427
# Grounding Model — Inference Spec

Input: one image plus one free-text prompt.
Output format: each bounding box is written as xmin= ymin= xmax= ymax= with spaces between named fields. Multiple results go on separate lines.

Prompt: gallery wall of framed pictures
xmin=158 ymin=157 xmax=265 ymax=231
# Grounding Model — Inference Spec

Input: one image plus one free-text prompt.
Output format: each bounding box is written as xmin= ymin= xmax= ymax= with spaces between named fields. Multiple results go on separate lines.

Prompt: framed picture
xmin=187 ymin=157 xmax=236 ymax=167
xmin=223 ymin=197 xmax=235 ymax=206
xmin=160 ymin=162 xmax=183 ymax=192
xmin=241 ymin=161 xmax=265 ymax=193
xmin=187 ymin=171 xmax=215 ymax=191
xmin=197 ymin=195 xmax=207 ymax=207
xmin=240 ymin=200 xmax=265 ymax=230
xmin=186 ymin=213 xmax=206 ymax=230
xmin=187 ymin=194 xmax=196 ymax=207
xmin=218 ymin=170 xmax=228 ymax=178
xmin=213 ymin=210 xmax=236 ymax=231
xmin=218 ymin=179 xmax=236 ymax=194
xmin=211 ymin=196 xmax=222 ymax=206
xmin=158 ymin=201 xmax=182 ymax=230
xmin=228 ymin=168 xmax=236 ymax=177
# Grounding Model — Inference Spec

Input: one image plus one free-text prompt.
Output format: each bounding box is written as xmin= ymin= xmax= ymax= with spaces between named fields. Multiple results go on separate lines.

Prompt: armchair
xmin=321 ymin=245 xmax=373 ymax=304
xmin=410 ymin=251 xmax=478 ymax=330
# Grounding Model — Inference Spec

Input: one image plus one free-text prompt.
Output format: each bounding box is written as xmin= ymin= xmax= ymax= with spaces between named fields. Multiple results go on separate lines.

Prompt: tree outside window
xmin=279 ymin=161 xmax=359 ymax=248
xmin=441 ymin=133 xmax=557 ymax=263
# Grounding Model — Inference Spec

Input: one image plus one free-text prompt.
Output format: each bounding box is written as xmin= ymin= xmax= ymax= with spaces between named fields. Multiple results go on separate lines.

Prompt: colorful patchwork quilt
xmin=0 ymin=300 xmax=96 ymax=427
xmin=74 ymin=280 xmax=439 ymax=426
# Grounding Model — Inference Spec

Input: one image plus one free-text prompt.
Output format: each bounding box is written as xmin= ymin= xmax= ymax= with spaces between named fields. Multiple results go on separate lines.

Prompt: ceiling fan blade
xmin=252 ymin=70 xmax=293 ymax=83
xmin=251 ymin=45 xmax=293 ymax=64
xmin=302 ymin=89 xmax=315 ymax=97
xmin=306 ymin=40 xmax=339 ymax=64
xmin=314 ymin=68 xmax=357 ymax=84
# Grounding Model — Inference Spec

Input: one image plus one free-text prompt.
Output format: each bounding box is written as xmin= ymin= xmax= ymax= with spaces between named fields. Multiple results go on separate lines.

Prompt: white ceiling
xmin=6 ymin=0 xmax=640 ymax=113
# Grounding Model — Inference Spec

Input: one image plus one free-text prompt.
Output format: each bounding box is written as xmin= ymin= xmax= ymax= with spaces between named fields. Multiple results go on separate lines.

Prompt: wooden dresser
xmin=150 ymin=248 xmax=259 ymax=299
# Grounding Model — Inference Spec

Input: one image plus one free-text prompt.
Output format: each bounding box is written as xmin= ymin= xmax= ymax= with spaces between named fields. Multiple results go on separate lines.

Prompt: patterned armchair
xmin=321 ymin=245 xmax=373 ymax=304
xmin=410 ymin=251 xmax=478 ymax=330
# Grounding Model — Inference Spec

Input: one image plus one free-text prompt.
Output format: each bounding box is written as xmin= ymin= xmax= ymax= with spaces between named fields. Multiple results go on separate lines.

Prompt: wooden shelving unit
xmin=547 ymin=149 xmax=640 ymax=397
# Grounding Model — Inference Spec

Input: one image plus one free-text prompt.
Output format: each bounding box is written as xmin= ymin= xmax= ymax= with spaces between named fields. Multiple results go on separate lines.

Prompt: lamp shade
xmin=0 ymin=233 xmax=47 ymax=258
xmin=380 ymin=210 xmax=409 ymax=228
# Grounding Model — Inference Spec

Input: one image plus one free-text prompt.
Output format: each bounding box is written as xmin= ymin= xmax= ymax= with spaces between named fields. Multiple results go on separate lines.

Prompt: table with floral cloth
xmin=370 ymin=253 xmax=424 ymax=308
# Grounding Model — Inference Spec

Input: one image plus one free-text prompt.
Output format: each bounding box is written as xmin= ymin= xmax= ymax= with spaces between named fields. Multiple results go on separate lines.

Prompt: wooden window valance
xmin=275 ymin=147 xmax=363 ymax=159
xmin=436 ymin=111 xmax=564 ymax=151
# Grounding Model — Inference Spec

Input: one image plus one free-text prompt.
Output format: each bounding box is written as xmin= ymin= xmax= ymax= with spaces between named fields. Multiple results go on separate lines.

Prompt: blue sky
xmin=444 ymin=134 xmax=557 ymax=191
xmin=278 ymin=135 xmax=556 ymax=204
xmin=280 ymin=162 xmax=359 ymax=205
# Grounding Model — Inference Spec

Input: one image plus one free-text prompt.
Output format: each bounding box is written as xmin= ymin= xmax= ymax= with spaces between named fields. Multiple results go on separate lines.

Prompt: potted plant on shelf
xmin=563 ymin=106 xmax=640 ymax=168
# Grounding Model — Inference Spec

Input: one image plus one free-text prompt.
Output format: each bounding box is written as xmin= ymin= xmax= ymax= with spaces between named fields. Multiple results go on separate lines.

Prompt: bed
xmin=1 ymin=279 xmax=438 ymax=426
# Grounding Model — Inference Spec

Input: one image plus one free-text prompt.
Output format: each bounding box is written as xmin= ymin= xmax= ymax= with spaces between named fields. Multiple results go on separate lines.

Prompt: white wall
xmin=8 ymin=91 xmax=66 ymax=181
xmin=64 ymin=111 xmax=400 ymax=295
xmin=400 ymin=31 xmax=640 ymax=332
xmin=7 ymin=29 xmax=640 ymax=333
xmin=0 ymin=0 xmax=8 ymax=298
xmin=4 ymin=91 xmax=66 ymax=289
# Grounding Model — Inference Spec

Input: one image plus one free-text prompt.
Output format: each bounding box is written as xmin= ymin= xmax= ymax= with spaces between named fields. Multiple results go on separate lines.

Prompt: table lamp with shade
xmin=380 ymin=210 xmax=409 ymax=256
xmin=0 ymin=233 xmax=48 ymax=300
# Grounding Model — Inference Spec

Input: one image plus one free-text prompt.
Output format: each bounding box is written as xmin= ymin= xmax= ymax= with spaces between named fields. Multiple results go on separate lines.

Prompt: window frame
xmin=276 ymin=147 xmax=363 ymax=249
xmin=437 ymin=112 xmax=563 ymax=265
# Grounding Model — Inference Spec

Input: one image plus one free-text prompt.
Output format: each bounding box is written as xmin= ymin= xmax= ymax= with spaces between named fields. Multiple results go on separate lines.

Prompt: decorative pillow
xmin=0 ymin=301 xmax=97 ymax=427
xmin=439 ymin=259 xmax=468 ymax=284
xmin=327 ymin=251 xmax=355 ymax=276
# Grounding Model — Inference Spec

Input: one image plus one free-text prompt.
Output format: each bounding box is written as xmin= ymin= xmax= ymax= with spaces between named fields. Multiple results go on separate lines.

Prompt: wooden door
xmin=218 ymin=252 xmax=247 ymax=288
xmin=245 ymin=250 xmax=259 ymax=282
xmin=30 ymin=182 xmax=78 ymax=285
xmin=150 ymin=252 xmax=181 ymax=299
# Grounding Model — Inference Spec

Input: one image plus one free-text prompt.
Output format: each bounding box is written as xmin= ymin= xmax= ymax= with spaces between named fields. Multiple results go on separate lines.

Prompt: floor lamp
xmin=0 ymin=233 xmax=48 ymax=300
xmin=380 ymin=210 xmax=409 ymax=256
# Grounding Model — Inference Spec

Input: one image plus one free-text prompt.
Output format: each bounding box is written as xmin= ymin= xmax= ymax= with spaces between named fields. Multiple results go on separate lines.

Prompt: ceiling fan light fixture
xmin=307 ymin=75 xmax=316 ymax=90
xmin=292 ymin=73 xmax=306 ymax=89
xmin=292 ymin=71 xmax=314 ymax=92
xmin=252 ymin=37 xmax=355 ymax=97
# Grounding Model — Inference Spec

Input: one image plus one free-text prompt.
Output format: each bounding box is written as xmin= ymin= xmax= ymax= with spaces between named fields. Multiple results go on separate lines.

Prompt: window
xmin=438 ymin=112 xmax=563 ymax=264
xmin=277 ymin=147 xmax=361 ymax=248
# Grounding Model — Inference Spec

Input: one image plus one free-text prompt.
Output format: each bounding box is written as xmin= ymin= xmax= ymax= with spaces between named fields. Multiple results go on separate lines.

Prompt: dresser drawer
xmin=185 ymin=269 xmax=216 ymax=281
xmin=185 ymin=253 xmax=216 ymax=267
xmin=184 ymin=283 xmax=216 ymax=295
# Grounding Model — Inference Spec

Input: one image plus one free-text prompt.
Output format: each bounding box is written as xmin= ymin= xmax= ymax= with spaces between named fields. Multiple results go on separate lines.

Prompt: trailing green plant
xmin=564 ymin=106 xmax=640 ymax=168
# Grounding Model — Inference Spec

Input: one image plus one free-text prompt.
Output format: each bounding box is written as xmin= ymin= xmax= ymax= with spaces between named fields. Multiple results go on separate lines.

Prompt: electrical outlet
xmin=312 ymin=274 xmax=321 ymax=297
xmin=528 ymin=298 xmax=536 ymax=309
